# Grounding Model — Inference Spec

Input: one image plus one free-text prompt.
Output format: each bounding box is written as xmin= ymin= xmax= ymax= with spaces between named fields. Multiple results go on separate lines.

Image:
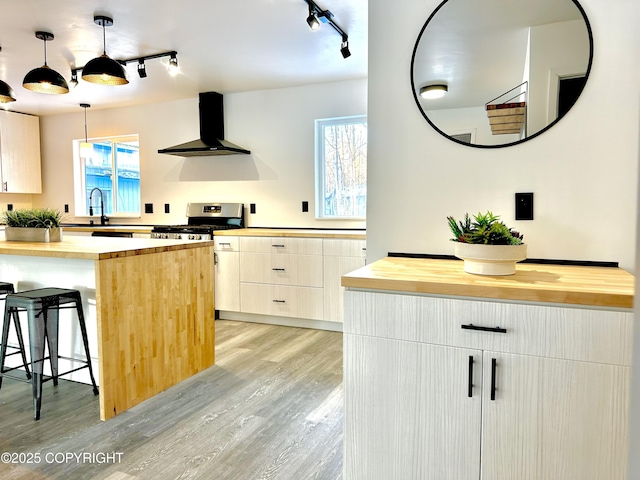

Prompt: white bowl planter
xmin=5 ymin=226 xmax=63 ymax=243
xmin=454 ymin=243 xmax=527 ymax=276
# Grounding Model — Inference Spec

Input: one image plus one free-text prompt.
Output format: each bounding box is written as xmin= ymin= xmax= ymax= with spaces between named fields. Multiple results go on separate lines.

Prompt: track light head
xmin=137 ymin=60 xmax=147 ymax=78
xmin=307 ymin=10 xmax=320 ymax=30
xmin=168 ymin=53 xmax=179 ymax=76
xmin=340 ymin=40 xmax=351 ymax=59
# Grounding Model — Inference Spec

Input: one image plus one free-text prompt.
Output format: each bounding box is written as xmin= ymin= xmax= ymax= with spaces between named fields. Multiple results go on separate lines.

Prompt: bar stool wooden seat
xmin=0 ymin=287 xmax=99 ymax=420
xmin=0 ymin=282 xmax=31 ymax=382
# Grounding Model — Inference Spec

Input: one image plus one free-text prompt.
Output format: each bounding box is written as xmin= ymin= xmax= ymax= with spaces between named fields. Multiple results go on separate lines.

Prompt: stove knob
xmin=195 ymin=234 xmax=202 ymax=240
xmin=176 ymin=234 xmax=182 ymax=239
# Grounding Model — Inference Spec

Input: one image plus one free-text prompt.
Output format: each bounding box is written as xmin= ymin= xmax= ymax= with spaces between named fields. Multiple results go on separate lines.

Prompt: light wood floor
xmin=0 ymin=320 xmax=344 ymax=480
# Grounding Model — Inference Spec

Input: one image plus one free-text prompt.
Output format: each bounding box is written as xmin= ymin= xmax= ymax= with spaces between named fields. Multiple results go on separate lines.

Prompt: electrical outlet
xmin=164 ymin=203 xmax=170 ymax=214
xmin=302 ymin=201 xmax=309 ymax=212
xmin=515 ymin=193 xmax=534 ymax=220
xmin=7 ymin=204 xmax=13 ymax=211
xmin=145 ymin=203 xmax=154 ymax=214
xmin=250 ymin=203 xmax=256 ymax=214
xmin=64 ymin=204 xmax=69 ymax=213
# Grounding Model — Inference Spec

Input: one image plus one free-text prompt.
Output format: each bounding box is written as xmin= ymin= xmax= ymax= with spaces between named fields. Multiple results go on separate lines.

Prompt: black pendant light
xmin=81 ymin=16 xmax=129 ymax=86
xmin=22 ymin=31 xmax=69 ymax=94
xmin=0 ymin=79 xmax=16 ymax=103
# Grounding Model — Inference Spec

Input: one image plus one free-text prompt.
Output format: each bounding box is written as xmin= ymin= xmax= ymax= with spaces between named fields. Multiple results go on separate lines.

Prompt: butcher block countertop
xmin=0 ymin=236 xmax=214 ymax=260
xmin=214 ymin=228 xmax=366 ymax=239
xmin=341 ymin=256 xmax=634 ymax=309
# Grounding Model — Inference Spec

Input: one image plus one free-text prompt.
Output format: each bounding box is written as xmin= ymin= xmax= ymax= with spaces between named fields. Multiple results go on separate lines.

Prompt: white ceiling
xmin=0 ymin=0 xmax=368 ymax=116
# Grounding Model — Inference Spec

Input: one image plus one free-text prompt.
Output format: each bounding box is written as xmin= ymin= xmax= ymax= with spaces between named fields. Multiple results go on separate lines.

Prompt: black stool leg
xmin=27 ymin=305 xmax=46 ymax=421
xmin=44 ymin=304 xmax=59 ymax=387
xmin=11 ymin=310 xmax=31 ymax=380
xmin=74 ymin=296 xmax=99 ymax=396
xmin=0 ymin=306 xmax=12 ymax=390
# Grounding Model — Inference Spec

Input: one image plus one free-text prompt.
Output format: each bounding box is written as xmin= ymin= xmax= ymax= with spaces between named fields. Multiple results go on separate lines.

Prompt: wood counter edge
xmin=214 ymin=228 xmax=366 ymax=239
xmin=341 ymin=258 xmax=634 ymax=310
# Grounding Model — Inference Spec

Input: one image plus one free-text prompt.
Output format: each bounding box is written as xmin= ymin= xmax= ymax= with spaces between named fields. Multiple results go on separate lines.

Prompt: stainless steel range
xmin=151 ymin=203 xmax=244 ymax=240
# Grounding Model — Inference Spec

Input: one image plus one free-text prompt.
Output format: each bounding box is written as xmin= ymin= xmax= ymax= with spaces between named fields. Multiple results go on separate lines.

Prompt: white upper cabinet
xmin=0 ymin=110 xmax=42 ymax=194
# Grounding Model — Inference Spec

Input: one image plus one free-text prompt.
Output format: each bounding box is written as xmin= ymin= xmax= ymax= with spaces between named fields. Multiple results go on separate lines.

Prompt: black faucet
xmin=89 ymin=187 xmax=109 ymax=225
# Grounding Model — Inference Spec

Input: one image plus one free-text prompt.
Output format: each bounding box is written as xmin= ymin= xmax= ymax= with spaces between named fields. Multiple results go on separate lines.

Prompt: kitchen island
xmin=342 ymin=257 xmax=634 ymax=479
xmin=0 ymin=236 xmax=215 ymax=420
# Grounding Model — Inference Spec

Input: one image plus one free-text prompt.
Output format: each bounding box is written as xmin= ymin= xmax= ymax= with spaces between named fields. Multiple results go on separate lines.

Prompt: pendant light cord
xmin=84 ymin=106 xmax=88 ymax=142
xmin=102 ymin=23 xmax=107 ymax=55
xmin=42 ymin=37 xmax=48 ymax=66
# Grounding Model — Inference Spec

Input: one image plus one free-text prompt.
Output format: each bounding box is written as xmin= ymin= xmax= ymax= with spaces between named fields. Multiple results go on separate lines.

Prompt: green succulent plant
xmin=2 ymin=207 xmax=64 ymax=228
xmin=447 ymin=211 xmax=524 ymax=245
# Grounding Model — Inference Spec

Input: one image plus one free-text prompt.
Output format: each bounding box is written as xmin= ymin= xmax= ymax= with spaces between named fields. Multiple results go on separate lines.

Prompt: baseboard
xmin=216 ymin=311 xmax=344 ymax=332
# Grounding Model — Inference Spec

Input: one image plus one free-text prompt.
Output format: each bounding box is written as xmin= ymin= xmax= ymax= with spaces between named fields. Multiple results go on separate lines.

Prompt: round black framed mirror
xmin=410 ymin=0 xmax=593 ymax=148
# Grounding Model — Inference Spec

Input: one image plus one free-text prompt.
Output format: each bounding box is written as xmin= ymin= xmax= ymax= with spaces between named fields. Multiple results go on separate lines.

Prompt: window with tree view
xmin=74 ymin=135 xmax=140 ymax=217
xmin=316 ymin=116 xmax=367 ymax=219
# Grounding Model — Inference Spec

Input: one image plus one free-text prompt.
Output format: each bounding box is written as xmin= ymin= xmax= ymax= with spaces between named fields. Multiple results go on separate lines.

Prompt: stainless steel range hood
xmin=158 ymin=92 xmax=250 ymax=157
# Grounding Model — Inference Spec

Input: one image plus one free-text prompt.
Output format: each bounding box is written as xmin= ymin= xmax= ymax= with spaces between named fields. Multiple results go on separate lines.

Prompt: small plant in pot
xmin=447 ymin=211 xmax=526 ymax=275
xmin=2 ymin=207 xmax=65 ymax=242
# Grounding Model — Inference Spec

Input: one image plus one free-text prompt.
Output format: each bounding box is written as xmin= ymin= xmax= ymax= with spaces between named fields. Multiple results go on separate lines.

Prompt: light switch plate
xmin=515 ymin=193 xmax=533 ymax=220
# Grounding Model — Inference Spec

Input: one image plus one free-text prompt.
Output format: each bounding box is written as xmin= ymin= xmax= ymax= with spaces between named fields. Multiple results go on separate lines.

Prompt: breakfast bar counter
xmin=0 ymin=236 xmax=215 ymax=420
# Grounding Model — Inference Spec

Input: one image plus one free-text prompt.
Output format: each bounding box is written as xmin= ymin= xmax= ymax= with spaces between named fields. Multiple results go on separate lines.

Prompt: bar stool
xmin=0 ymin=287 xmax=99 ymax=420
xmin=0 ymin=282 xmax=31 ymax=381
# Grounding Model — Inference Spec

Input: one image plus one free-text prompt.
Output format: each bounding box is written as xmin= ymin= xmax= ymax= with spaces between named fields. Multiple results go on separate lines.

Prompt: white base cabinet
xmin=344 ymin=290 xmax=631 ymax=480
xmin=214 ymin=235 xmax=366 ymax=326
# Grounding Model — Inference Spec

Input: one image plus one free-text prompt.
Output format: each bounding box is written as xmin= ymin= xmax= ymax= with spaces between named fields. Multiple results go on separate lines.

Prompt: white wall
xmin=367 ymin=0 xmax=640 ymax=272
xmin=36 ymin=78 xmax=367 ymax=229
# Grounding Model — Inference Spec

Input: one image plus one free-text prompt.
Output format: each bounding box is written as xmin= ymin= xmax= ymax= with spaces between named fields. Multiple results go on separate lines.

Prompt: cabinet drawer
xmin=323 ymin=238 xmax=367 ymax=257
xmin=239 ymin=252 xmax=323 ymax=287
xmin=239 ymin=236 xmax=323 ymax=255
xmin=240 ymin=283 xmax=323 ymax=320
xmin=344 ymin=291 xmax=632 ymax=365
xmin=214 ymin=236 xmax=239 ymax=251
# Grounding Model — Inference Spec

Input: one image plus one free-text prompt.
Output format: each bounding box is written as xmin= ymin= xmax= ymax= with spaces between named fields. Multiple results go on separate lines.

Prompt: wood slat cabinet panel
xmin=214 ymin=236 xmax=239 ymax=251
xmin=344 ymin=334 xmax=481 ymax=480
xmin=323 ymin=238 xmax=366 ymax=257
xmin=343 ymin=290 xmax=632 ymax=365
xmin=0 ymin=110 xmax=42 ymax=193
xmin=481 ymin=351 xmax=629 ymax=480
xmin=239 ymin=252 xmax=323 ymax=287
xmin=323 ymin=255 xmax=365 ymax=323
xmin=343 ymin=289 xmax=631 ymax=480
xmin=240 ymin=283 xmax=323 ymax=320
xmin=239 ymin=236 xmax=323 ymax=255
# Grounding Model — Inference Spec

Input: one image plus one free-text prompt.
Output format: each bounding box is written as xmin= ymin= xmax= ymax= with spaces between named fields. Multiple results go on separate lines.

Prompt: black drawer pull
xmin=218 ymin=242 xmax=231 ymax=246
xmin=468 ymin=355 xmax=474 ymax=398
xmin=272 ymin=268 xmax=286 ymax=271
xmin=272 ymin=299 xmax=286 ymax=303
xmin=272 ymin=244 xmax=286 ymax=248
xmin=461 ymin=324 xmax=507 ymax=334
xmin=490 ymin=358 xmax=497 ymax=401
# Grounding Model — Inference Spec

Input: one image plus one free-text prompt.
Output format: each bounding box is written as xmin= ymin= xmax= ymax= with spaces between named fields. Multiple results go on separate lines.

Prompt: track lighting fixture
xmin=303 ymin=0 xmax=351 ymax=59
xmin=137 ymin=60 xmax=147 ymax=78
xmin=168 ymin=53 xmax=179 ymax=76
xmin=81 ymin=16 xmax=129 ymax=85
xmin=306 ymin=5 xmax=320 ymax=30
xmin=69 ymin=70 xmax=78 ymax=88
xmin=22 ymin=31 xmax=69 ymax=94
xmin=340 ymin=40 xmax=351 ymax=59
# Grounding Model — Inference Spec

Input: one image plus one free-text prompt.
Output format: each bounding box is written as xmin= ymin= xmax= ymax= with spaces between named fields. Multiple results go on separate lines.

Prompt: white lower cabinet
xmin=214 ymin=234 xmax=366 ymax=325
xmin=344 ymin=290 xmax=631 ymax=480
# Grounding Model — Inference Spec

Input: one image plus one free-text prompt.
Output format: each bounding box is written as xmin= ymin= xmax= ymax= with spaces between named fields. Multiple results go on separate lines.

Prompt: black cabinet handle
xmin=219 ymin=242 xmax=231 ymax=246
xmin=272 ymin=244 xmax=286 ymax=248
xmin=490 ymin=358 xmax=497 ymax=401
xmin=468 ymin=355 xmax=474 ymax=398
xmin=272 ymin=299 xmax=286 ymax=303
xmin=461 ymin=324 xmax=507 ymax=334
xmin=272 ymin=268 xmax=286 ymax=271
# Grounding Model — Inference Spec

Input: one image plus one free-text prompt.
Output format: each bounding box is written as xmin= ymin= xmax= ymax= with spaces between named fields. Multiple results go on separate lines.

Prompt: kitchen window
xmin=73 ymin=135 xmax=140 ymax=217
xmin=315 ymin=115 xmax=367 ymax=219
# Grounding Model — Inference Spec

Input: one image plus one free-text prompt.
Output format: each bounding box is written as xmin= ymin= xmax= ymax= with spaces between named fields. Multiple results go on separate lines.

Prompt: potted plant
xmin=447 ymin=211 xmax=526 ymax=275
xmin=2 ymin=207 xmax=65 ymax=242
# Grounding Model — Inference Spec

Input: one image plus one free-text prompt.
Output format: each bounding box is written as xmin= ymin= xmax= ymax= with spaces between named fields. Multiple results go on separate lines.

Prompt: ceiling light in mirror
xmin=410 ymin=0 xmax=593 ymax=148
xmin=420 ymin=84 xmax=448 ymax=99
